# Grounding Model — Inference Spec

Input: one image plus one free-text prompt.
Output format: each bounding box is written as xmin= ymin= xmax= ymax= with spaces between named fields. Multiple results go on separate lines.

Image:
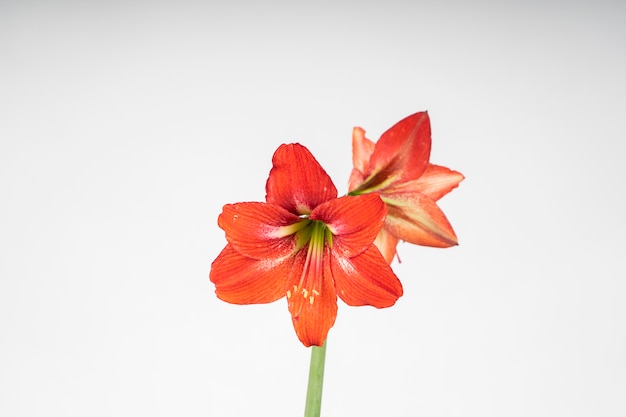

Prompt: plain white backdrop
xmin=1 ymin=2 xmax=624 ymax=416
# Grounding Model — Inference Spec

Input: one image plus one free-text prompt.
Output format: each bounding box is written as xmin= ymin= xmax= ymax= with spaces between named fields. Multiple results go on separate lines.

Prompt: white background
xmin=1 ymin=2 xmax=624 ymax=416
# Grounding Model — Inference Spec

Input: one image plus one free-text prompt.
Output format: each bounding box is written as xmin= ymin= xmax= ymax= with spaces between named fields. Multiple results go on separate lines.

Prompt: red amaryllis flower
xmin=210 ymin=143 xmax=403 ymax=347
xmin=348 ymin=112 xmax=464 ymax=263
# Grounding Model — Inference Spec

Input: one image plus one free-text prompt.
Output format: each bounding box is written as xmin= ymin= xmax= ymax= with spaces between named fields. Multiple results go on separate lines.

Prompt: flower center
xmin=292 ymin=219 xmax=332 ymax=250
xmin=286 ymin=219 xmax=333 ymax=305
xmin=348 ymin=173 xmax=394 ymax=196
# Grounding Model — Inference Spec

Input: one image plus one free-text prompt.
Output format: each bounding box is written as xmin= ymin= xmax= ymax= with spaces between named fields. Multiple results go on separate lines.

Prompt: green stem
xmin=304 ymin=340 xmax=327 ymax=417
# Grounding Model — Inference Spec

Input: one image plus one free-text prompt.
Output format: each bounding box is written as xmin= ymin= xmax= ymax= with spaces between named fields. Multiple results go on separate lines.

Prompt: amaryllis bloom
xmin=210 ymin=143 xmax=403 ymax=347
xmin=348 ymin=112 xmax=464 ymax=263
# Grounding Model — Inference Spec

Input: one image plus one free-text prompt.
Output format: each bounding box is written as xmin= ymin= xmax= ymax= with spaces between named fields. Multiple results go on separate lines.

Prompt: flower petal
xmin=348 ymin=168 xmax=365 ymax=193
xmin=310 ymin=194 xmax=387 ymax=258
xmin=286 ymin=248 xmax=338 ymax=347
xmin=266 ymin=143 xmax=338 ymax=215
xmin=355 ymin=112 xmax=431 ymax=193
xmin=210 ymin=244 xmax=292 ymax=304
xmin=332 ymin=246 xmax=403 ymax=307
xmin=348 ymin=127 xmax=376 ymax=191
xmin=352 ymin=127 xmax=376 ymax=173
xmin=386 ymin=164 xmax=464 ymax=201
xmin=373 ymin=228 xmax=399 ymax=264
xmin=218 ymin=202 xmax=300 ymax=259
xmin=383 ymin=191 xmax=459 ymax=247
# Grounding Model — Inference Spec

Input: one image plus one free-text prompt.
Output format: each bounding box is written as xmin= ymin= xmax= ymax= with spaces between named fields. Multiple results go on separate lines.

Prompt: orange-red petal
xmin=266 ymin=143 xmax=338 ymax=215
xmin=332 ymin=246 xmax=403 ymax=307
xmin=362 ymin=112 xmax=431 ymax=189
xmin=348 ymin=127 xmax=376 ymax=191
xmin=218 ymin=202 xmax=300 ymax=260
xmin=386 ymin=164 xmax=464 ymax=201
xmin=210 ymin=244 xmax=292 ymax=304
xmin=373 ymin=228 xmax=399 ymax=264
xmin=348 ymin=168 xmax=365 ymax=193
xmin=384 ymin=191 xmax=459 ymax=247
xmin=286 ymin=248 xmax=338 ymax=347
xmin=310 ymin=194 xmax=386 ymax=258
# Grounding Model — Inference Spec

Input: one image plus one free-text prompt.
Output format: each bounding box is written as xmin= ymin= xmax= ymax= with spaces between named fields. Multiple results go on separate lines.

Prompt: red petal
xmin=310 ymin=194 xmax=386 ymax=258
xmin=218 ymin=202 xmax=300 ymax=259
xmin=387 ymin=164 xmax=464 ymax=201
xmin=332 ymin=246 xmax=403 ymax=307
xmin=373 ymin=229 xmax=399 ymax=264
xmin=286 ymin=248 xmax=338 ymax=347
xmin=360 ymin=112 xmax=431 ymax=190
xmin=266 ymin=143 xmax=338 ymax=215
xmin=210 ymin=244 xmax=292 ymax=304
xmin=383 ymin=191 xmax=459 ymax=247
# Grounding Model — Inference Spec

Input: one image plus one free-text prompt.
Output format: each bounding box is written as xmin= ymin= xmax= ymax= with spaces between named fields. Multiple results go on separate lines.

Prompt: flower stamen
xmin=289 ymin=220 xmax=330 ymax=314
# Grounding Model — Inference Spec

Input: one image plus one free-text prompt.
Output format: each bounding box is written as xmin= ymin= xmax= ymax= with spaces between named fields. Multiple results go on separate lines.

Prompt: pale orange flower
xmin=348 ymin=112 xmax=464 ymax=263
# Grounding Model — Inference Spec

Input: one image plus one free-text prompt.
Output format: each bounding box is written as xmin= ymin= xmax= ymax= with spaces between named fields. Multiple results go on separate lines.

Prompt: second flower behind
xmin=349 ymin=112 xmax=464 ymax=263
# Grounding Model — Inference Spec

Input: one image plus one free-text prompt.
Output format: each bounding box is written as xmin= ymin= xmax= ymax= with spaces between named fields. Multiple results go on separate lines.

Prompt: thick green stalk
xmin=304 ymin=340 xmax=327 ymax=417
